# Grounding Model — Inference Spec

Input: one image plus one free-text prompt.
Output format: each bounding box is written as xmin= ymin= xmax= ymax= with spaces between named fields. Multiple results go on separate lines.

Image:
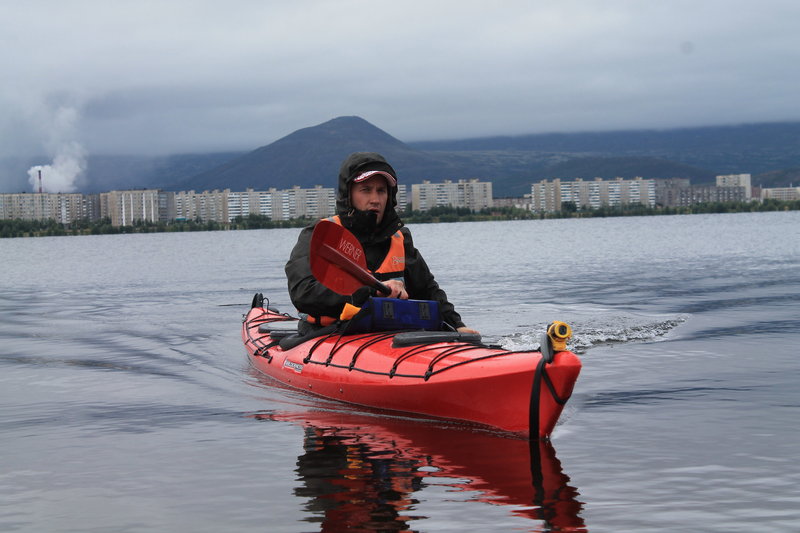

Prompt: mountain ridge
xmin=3 ymin=116 xmax=799 ymax=196
xmin=174 ymin=116 xmax=448 ymax=191
xmin=171 ymin=116 xmax=799 ymax=196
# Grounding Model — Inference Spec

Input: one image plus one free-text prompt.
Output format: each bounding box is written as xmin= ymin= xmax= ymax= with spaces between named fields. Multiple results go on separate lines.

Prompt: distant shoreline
xmin=2 ymin=200 xmax=798 ymax=238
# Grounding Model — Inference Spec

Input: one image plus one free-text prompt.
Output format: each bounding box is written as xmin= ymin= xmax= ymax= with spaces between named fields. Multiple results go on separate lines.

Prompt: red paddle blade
xmin=310 ymin=220 xmax=388 ymax=295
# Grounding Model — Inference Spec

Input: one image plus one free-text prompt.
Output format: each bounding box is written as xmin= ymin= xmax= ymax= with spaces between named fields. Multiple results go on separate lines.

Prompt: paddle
xmin=310 ymin=220 xmax=391 ymax=296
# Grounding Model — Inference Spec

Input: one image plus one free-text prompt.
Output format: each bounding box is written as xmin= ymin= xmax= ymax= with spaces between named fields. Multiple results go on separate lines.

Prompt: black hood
xmin=336 ymin=152 xmax=402 ymax=240
xmin=336 ymin=152 xmax=399 ymax=214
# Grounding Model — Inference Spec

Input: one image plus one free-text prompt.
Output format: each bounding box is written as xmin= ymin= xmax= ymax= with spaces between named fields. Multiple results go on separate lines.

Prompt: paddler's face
xmin=350 ymin=176 xmax=389 ymax=224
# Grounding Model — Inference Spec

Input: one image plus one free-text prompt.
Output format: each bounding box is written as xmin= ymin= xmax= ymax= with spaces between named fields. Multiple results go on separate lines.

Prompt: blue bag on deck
xmin=346 ymin=297 xmax=441 ymax=333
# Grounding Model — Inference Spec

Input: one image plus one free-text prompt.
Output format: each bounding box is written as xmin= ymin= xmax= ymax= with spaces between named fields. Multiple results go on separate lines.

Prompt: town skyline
xmin=5 ymin=172 xmax=797 ymax=231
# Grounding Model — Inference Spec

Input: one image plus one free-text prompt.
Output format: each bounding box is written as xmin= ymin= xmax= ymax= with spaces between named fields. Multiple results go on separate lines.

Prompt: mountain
xmin=172 ymin=116 xmax=752 ymax=196
xmin=410 ymin=122 xmax=800 ymax=179
xmin=6 ymin=116 xmax=798 ymax=196
xmin=82 ymin=152 xmax=245 ymax=193
xmin=173 ymin=116 xmax=452 ymax=191
xmin=754 ymin=167 xmax=800 ymax=188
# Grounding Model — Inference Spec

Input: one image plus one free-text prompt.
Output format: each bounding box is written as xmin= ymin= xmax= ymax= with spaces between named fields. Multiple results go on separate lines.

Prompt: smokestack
xmin=38 ymin=170 xmax=42 ymax=193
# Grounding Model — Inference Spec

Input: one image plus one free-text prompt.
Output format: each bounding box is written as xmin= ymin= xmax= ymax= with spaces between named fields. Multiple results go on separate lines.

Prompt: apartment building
xmin=0 ymin=192 xmax=98 ymax=224
xmin=716 ymin=173 xmax=752 ymax=200
xmin=411 ymin=179 xmax=493 ymax=212
xmin=654 ymin=178 xmax=691 ymax=207
xmin=654 ymin=176 xmax=750 ymax=207
xmin=282 ymin=186 xmax=336 ymax=220
xmin=227 ymin=189 xmax=260 ymax=220
xmin=761 ymin=186 xmax=800 ymax=201
xmin=173 ymin=189 xmax=229 ymax=222
xmin=395 ymin=184 xmax=407 ymax=213
xmin=531 ymin=177 xmax=656 ymax=212
xmin=99 ymin=189 xmax=174 ymax=226
xmin=492 ymin=195 xmax=532 ymax=210
xmin=675 ymin=184 xmax=748 ymax=206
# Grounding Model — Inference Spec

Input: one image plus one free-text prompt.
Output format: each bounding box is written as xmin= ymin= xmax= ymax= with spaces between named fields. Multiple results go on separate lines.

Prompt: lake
xmin=1 ymin=211 xmax=798 ymax=532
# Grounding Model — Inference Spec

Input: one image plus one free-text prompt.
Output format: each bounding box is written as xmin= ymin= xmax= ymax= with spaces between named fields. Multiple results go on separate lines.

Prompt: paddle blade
xmin=310 ymin=220 xmax=388 ymax=295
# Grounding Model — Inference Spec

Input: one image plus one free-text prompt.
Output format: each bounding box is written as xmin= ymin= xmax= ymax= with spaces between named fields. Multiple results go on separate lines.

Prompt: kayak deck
xmin=242 ymin=304 xmax=581 ymax=438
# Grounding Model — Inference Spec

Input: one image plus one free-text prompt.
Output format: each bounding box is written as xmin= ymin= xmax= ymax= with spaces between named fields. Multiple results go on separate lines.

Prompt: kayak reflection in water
xmin=285 ymin=152 xmax=479 ymax=336
xmin=295 ymin=428 xmax=421 ymax=531
xmin=266 ymin=411 xmax=586 ymax=531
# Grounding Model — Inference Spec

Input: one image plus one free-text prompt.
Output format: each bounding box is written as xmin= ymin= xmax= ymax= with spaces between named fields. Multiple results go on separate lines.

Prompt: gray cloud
xmin=1 ymin=0 xmax=799 ymax=172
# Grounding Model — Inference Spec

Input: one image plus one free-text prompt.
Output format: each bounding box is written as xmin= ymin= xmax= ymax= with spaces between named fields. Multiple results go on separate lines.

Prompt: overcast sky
xmin=2 ymin=0 xmax=799 ymax=161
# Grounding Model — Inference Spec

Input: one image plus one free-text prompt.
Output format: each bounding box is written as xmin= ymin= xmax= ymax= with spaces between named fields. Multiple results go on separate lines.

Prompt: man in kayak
xmin=285 ymin=151 xmax=479 ymax=335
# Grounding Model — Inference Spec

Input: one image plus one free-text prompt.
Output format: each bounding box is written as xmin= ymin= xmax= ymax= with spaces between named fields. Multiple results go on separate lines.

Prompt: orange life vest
xmin=304 ymin=215 xmax=406 ymax=326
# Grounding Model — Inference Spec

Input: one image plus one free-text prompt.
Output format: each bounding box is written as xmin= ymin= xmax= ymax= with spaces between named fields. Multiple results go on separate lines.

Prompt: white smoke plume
xmin=27 ymin=105 xmax=87 ymax=193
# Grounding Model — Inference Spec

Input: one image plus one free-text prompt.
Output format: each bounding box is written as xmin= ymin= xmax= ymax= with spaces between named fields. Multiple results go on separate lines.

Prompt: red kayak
xmin=242 ymin=298 xmax=582 ymax=439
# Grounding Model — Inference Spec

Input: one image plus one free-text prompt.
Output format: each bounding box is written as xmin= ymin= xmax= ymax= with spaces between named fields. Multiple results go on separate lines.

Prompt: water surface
xmin=2 ymin=212 xmax=799 ymax=532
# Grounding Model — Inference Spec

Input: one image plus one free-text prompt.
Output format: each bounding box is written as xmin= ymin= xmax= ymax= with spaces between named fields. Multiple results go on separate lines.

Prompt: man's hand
xmin=380 ymin=279 xmax=408 ymax=299
xmin=457 ymin=326 xmax=480 ymax=335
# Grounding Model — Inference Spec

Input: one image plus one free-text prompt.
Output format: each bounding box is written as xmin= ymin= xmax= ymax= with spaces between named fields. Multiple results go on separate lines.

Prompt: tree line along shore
xmin=2 ymin=199 xmax=798 ymax=238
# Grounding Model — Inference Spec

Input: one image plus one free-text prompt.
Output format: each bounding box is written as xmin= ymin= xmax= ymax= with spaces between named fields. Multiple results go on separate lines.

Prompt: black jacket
xmin=284 ymin=152 xmax=465 ymax=329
